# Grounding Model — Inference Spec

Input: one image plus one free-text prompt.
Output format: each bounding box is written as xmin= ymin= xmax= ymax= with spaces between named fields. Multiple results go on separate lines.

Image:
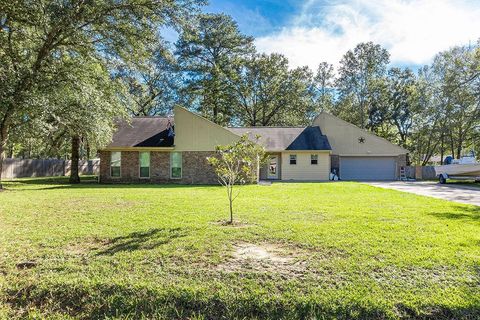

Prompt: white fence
xmin=2 ymin=159 xmax=100 ymax=179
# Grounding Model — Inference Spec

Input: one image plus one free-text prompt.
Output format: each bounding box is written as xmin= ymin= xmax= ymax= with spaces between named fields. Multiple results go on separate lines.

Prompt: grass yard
xmin=0 ymin=177 xmax=479 ymax=319
xmin=448 ymin=180 xmax=480 ymax=188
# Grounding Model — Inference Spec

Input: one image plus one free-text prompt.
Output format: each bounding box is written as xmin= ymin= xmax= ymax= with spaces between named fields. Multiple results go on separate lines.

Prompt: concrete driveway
xmin=365 ymin=181 xmax=480 ymax=206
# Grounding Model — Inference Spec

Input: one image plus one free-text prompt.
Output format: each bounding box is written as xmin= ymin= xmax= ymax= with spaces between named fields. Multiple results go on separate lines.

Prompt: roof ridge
xmin=132 ymin=116 xmax=169 ymax=119
xmin=227 ymin=126 xmax=307 ymax=129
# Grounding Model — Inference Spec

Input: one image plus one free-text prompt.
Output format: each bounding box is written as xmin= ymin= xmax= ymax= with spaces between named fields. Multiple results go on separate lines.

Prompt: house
xmin=227 ymin=126 xmax=332 ymax=181
xmin=313 ymin=113 xmax=408 ymax=180
xmin=99 ymin=106 xmax=408 ymax=183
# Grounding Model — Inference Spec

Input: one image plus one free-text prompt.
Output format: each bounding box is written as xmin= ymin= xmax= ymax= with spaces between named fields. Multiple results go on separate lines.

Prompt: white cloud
xmin=255 ymin=0 xmax=480 ymax=70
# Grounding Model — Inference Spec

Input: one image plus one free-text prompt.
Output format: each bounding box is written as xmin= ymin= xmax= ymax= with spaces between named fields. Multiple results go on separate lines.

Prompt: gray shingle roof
xmin=227 ymin=126 xmax=331 ymax=151
xmin=107 ymin=117 xmax=174 ymax=148
xmin=106 ymin=116 xmax=331 ymax=151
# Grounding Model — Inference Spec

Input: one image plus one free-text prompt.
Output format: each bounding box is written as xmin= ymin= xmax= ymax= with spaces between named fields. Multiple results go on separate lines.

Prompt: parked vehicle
xmin=434 ymin=151 xmax=480 ymax=184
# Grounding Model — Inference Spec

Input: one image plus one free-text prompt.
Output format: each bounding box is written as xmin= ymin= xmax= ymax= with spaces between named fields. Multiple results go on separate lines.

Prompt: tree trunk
xmin=450 ymin=133 xmax=455 ymax=159
xmin=456 ymin=139 xmax=463 ymax=160
xmin=440 ymin=133 xmax=445 ymax=165
xmin=256 ymin=154 xmax=260 ymax=184
xmin=229 ymin=188 xmax=233 ymax=224
xmin=6 ymin=145 xmax=13 ymax=158
xmin=69 ymin=135 xmax=81 ymax=184
xmin=0 ymin=142 xmax=4 ymax=190
xmin=86 ymin=139 xmax=91 ymax=160
xmin=0 ymin=122 xmax=9 ymax=190
xmin=213 ymin=105 xmax=218 ymax=124
xmin=360 ymin=101 xmax=365 ymax=129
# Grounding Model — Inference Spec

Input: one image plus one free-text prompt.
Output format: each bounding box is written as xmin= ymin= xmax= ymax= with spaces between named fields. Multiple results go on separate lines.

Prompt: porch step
xmin=400 ymin=166 xmax=407 ymax=181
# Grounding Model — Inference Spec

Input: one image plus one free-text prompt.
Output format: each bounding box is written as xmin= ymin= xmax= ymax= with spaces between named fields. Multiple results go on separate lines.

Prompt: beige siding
xmin=313 ymin=112 xmax=407 ymax=156
xmin=174 ymin=107 xmax=240 ymax=151
xmin=281 ymin=152 xmax=330 ymax=181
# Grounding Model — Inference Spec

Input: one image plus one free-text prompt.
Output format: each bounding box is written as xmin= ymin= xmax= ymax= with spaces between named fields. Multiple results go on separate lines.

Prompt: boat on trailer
xmin=434 ymin=151 xmax=480 ymax=184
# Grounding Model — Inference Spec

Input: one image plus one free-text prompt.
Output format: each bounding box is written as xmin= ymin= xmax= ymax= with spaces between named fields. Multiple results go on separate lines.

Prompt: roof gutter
xmin=100 ymin=147 xmax=175 ymax=152
xmin=337 ymin=153 xmax=405 ymax=157
xmin=273 ymin=150 xmax=332 ymax=153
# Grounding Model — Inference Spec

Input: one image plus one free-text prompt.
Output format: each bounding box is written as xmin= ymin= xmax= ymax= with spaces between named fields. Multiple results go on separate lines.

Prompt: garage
xmin=340 ymin=156 xmax=396 ymax=181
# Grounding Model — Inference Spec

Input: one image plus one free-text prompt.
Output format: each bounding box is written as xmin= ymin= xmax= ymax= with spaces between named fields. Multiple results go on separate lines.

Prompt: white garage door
xmin=340 ymin=156 xmax=396 ymax=181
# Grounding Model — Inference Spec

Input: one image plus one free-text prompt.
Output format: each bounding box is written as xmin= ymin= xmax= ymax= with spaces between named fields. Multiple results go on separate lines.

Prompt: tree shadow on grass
xmin=428 ymin=205 xmax=480 ymax=222
xmin=95 ymin=228 xmax=187 ymax=256
xmin=6 ymin=281 xmax=480 ymax=320
xmin=5 ymin=175 xmax=97 ymax=185
xmin=4 ymin=176 xmax=220 ymax=191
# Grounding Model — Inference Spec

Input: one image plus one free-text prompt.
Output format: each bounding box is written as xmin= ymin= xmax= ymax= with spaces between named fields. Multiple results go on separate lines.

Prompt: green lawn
xmin=448 ymin=180 xmax=480 ymax=188
xmin=0 ymin=177 xmax=479 ymax=319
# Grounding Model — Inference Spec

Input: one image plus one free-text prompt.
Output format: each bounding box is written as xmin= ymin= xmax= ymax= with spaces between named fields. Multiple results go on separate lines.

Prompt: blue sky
xmin=206 ymin=0 xmax=301 ymax=37
xmin=174 ymin=0 xmax=480 ymax=70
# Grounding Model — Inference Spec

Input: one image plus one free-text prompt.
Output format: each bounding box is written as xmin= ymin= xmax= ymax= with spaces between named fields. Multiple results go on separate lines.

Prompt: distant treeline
xmin=1 ymin=2 xmax=479 ymax=187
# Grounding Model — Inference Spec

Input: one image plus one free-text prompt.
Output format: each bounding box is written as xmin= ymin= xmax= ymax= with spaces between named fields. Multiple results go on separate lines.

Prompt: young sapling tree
xmin=207 ymin=134 xmax=265 ymax=224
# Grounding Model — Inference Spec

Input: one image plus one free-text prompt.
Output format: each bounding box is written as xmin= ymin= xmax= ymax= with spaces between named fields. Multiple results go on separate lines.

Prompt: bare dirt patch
xmin=90 ymin=199 xmax=140 ymax=211
xmin=233 ymin=243 xmax=291 ymax=262
xmin=370 ymin=265 xmax=472 ymax=288
xmin=211 ymin=220 xmax=256 ymax=228
xmin=217 ymin=243 xmax=309 ymax=277
xmin=64 ymin=237 xmax=107 ymax=257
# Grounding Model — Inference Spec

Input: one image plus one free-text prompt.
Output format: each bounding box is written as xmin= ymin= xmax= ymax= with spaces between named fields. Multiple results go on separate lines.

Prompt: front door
xmin=267 ymin=155 xmax=279 ymax=179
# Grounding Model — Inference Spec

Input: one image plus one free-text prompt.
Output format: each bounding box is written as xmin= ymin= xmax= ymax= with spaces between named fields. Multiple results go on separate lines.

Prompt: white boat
xmin=434 ymin=152 xmax=480 ymax=183
xmin=435 ymin=163 xmax=480 ymax=176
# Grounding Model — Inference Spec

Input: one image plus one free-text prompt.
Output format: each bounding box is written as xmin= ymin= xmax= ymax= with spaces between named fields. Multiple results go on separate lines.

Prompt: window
xmin=311 ymin=154 xmax=318 ymax=165
xmin=289 ymin=154 xmax=297 ymax=165
xmin=170 ymin=152 xmax=182 ymax=179
xmin=110 ymin=152 xmax=121 ymax=177
xmin=139 ymin=152 xmax=150 ymax=178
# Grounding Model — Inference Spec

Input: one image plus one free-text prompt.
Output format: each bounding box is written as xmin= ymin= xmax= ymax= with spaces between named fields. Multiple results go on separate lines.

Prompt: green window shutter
xmin=170 ymin=152 xmax=182 ymax=179
xmin=110 ymin=152 xmax=121 ymax=177
xmin=139 ymin=152 xmax=150 ymax=178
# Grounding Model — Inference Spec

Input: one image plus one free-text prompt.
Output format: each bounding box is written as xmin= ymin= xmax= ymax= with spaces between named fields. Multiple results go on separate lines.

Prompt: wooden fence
xmin=2 ymin=159 xmax=100 ymax=179
xmin=404 ymin=166 xmax=436 ymax=180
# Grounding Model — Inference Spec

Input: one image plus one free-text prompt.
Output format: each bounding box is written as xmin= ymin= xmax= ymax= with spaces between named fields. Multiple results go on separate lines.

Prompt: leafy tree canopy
xmin=176 ymin=13 xmax=254 ymax=125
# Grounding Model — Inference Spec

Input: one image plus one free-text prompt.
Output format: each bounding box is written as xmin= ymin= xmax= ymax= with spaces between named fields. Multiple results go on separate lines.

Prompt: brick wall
xmin=182 ymin=151 xmax=218 ymax=184
xmin=396 ymin=154 xmax=407 ymax=178
xmin=99 ymin=150 xmax=218 ymax=184
xmin=99 ymin=151 xmax=111 ymax=182
xmin=150 ymin=152 xmax=170 ymax=183
xmin=330 ymin=155 xmax=339 ymax=176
